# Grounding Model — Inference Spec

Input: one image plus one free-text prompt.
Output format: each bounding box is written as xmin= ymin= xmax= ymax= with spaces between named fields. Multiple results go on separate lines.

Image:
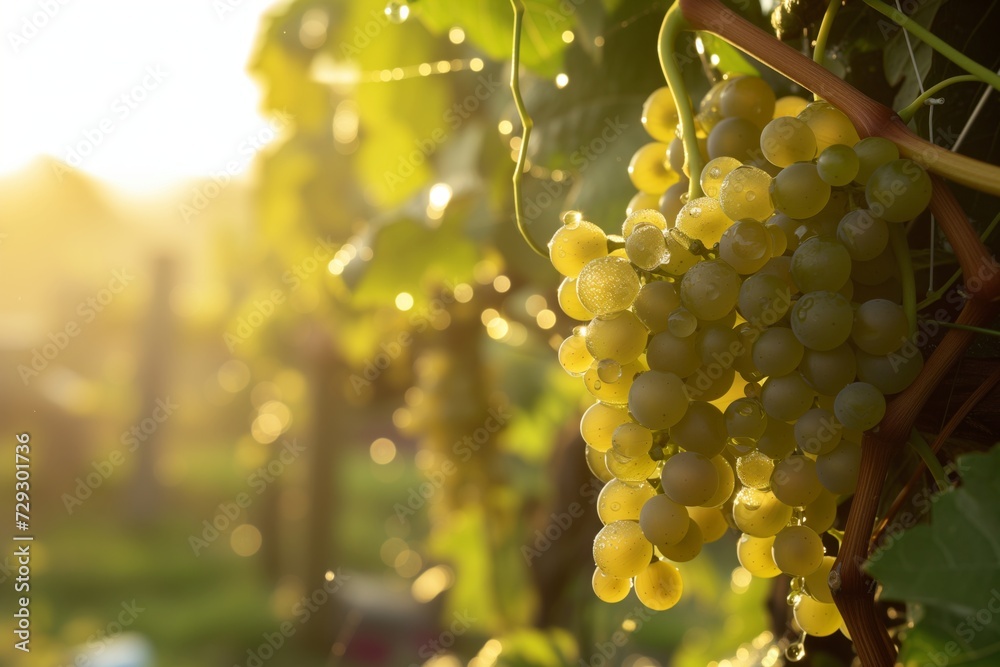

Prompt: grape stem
xmin=923 ymin=320 xmax=1000 ymax=338
xmin=897 ymin=75 xmax=982 ymax=123
xmin=907 ymin=428 xmax=950 ymax=492
xmin=890 ymin=225 xmax=917 ymax=334
xmin=811 ymin=0 xmax=841 ymax=100
xmin=507 ymin=0 xmax=548 ymax=258
xmin=658 ymin=3 xmax=704 ymax=201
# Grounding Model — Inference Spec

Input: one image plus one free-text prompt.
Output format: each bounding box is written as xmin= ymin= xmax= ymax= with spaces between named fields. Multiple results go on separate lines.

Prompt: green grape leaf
xmin=866 ymin=444 xmax=1000 ymax=667
xmin=698 ymin=33 xmax=760 ymax=77
xmin=493 ymin=627 xmax=578 ymax=667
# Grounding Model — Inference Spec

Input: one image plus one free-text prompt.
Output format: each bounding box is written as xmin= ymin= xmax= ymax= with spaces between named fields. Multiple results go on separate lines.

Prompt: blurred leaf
xmin=699 ymin=33 xmax=760 ymax=76
xmin=883 ymin=0 xmax=943 ymax=112
xmin=495 ymin=627 xmax=578 ymax=667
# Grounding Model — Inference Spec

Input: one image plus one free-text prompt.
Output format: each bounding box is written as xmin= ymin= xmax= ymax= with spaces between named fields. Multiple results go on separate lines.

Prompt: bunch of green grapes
xmin=549 ymin=74 xmax=933 ymax=643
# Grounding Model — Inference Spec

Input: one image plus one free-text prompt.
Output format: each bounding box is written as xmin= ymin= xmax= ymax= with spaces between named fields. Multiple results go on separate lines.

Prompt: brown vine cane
xmin=670 ymin=2 xmax=1000 ymax=665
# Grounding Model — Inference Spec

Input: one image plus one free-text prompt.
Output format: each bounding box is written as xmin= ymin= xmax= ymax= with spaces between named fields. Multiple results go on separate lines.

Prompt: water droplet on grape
xmin=745 ymin=191 xmax=756 ymax=201
xmin=785 ymin=641 xmax=806 ymax=662
xmin=710 ymin=167 xmax=721 ymax=178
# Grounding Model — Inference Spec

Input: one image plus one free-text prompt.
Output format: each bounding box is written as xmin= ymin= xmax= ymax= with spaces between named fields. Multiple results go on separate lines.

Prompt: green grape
xmin=581 ymin=402 xmax=631 ymax=452
xmin=736 ymin=450 xmax=775 ymax=489
xmin=629 ymin=142 xmax=679 ymax=194
xmin=734 ymin=489 xmax=792 ymax=537
xmin=794 ymin=408 xmax=842 ymax=455
xmin=816 ymin=439 xmax=861 ymax=495
xmin=756 ymin=417 xmax=796 ymax=459
xmin=767 ymin=212 xmax=801 ymax=253
xmin=725 ymin=397 xmax=768 ymax=447
xmin=708 ymin=117 xmax=761 ymax=163
xmin=685 ymin=366 xmax=736 ymax=403
xmin=628 ymin=191 xmax=661 ymax=216
xmin=771 ymin=162 xmax=831 ymax=220
xmin=558 ymin=331 xmax=593 ymax=376
xmin=667 ymin=307 xmax=698 ymax=338
xmin=837 ymin=209 xmax=888 ymax=261
xmin=797 ymin=101 xmax=860 ymax=152
xmin=586 ymin=444 xmax=615 ymax=483
xmin=660 ymin=451 xmax=719 ymax=507
xmin=626 ymin=224 xmax=668 ymax=270
xmin=760 ymin=116 xmax=817 ymax=168
xmin=865 ymin=159 xmax=933 ymax=223
xmin=593 ymin=520 xmax=653 ymax=579
xmin=804 ymin=555 xmax=836 ymax=604
xmin=629 ymin=370 xmax=689 ymax=430
xmin=670 ymin=401 xmax=726 ymax=458
xmin=586 ymin=311 xmax=648 ymax=364
xmin=592 ymin=567 xmax=631 ymax=603
xmin=576 ymin=256 xmax=640 ymax=316
xmin=790 ymin=290 xmax=853 ymax=351
xmin=791 ymin=236 xmax=852 ymax=293
xmin=696 ymin=323 xmax=742 ymax=369
xmin=774 ymin=95 xmax=810 ymax=117
xmin=641 ymin=86 xmax=680 ymax=142
xmin=853 ymin=136 xmax=899 ymax=184
xmin=703 ymin=454 xmax=736 ymax=507
xmin=656 ymin=518 xmax=703 ymax=562
xmin=675 ymin=196 xmax=734 ymax=247
xmin=557 ymin=277 xmax=593 ymax=320
xmin=736 ymin=274 xmax=792 ymax=326
xmin=802 ymin=489 xmax=838 ymax=533
xmin=794 ymin=595 xmax=843 ymax=637
xmin=834 ymin=382 xmax=886 ymax=431
xmin=719 ymin=166 xmax=775 ymax=222
xmin=633 ymin=560 xmax=683 ymax=610
xmin=639 ymin=493 xmax=690 ymax=545
xmin=852 ymin=298 xmax=908 ymax=355
xmin=738 ymin=533 xmax=781 ymax=578
xmin=689 ymin=505 xmax=729 ymax=542
xmin=770 ymin=454 xmax=822 ymax=507
xmin=752 ymin=327 xmax=803 ymax=378
xmin=633 ymin=281 xmax=680 ymax=333
xmin=733 ymin=323 xmax=763 ymax=380
xmin=584 ymin=358 xmax=640 ymax=405
xmin=662 ymin=228 xmax=701 ymax=275
xmin=612 ymin=422 xmax=654 ymax=459
xmin=647 ymin=330 xmax=700 ymax=377
xmin=548 ymin=216 xmax=608 ymax=278
xmin=623 ymin=208 xmax=667 ymax=237
xmin=798 ymin=344 xmax=857 ymax=396
xmin=659 ymin=180 xmax=688 ymax=225
xmin=598 ymin=478 xmax=657 ymax=524
xmin=679 ymin=260 xmax=741 ymax=321
xmin=719 ymin=219 xmax=773 ymax=274
xmin=699 ymin=79 xmax=728 ymax=119
xmin=760 ymin=372 xmax=815 ymax=421
xmin=606 ymin=449 xmax=659 ymax=482
xmin=667 ymin=137 xmax=686 ymax=175
xmin=766 ymin=222 xmax=788 ymax=256
xmin=816 ymin=144 xmax=859 ymax=186
xmin=700 ymin=156 xmax=743 ymax=198
xmin=856 ymin=346 xmax=923 ymax=394
xmin=720 ymin=75 xmax=776 ymax=127
xmin=772 ymin=525 xmax=824 ymax=576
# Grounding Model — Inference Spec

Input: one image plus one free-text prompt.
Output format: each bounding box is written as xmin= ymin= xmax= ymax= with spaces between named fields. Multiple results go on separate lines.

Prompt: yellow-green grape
xmin=641 ymin=86 xmax=680 ymax=142
xmin=548 ymin=216 xmax=608 ymax=278
xmin=626 ymin=224 xmax=668 ymax=270
xmin=557 ymin=277 xmax=593 ymax=320
xmin=593 ymin=520 xmax=653 ymax=579
xmin=659 ymin=181 xmax=688 ymax=225
xmin=767 ymin=212 xmax=801 ymax=254
xmin=817 ymin=144 xmax=859 ymax=186
xmin=623 ymin=208 xmax=668 ymax=237
xmin=719 ymin=167 xmax=776 ymax=225
xmin=558 ymin=331 xmax=592 ymax=376
xmin=592 ymin=567 xmax=632 ymax=603
xmin=803 ymin=489 xmax=838 ymax=533
xmin=774 ymin=95 xmax=809 ymax=118
xmin=798 ymin=344 xmax=857 ymax=396
xmin=695 ymin=323 xmax=741 ymax=369
xmin=586 ymin=444 xmax=615 ymax=483
xmin=736 ymin=450 xmax=775 ymax=489
xmin=865 ymin=159 xmax=933 ymax=223
xmin=633 ymin=560 xmax=683 ymax=610
xmin=852 ymin=298 xmax=909 ymax=355
xmin=719 ymin=219 xmax=773 ymax=274
xmin=598 ymin=359 xmax=624 ymax=386
xmin=733 ymin=323 xmax=762 ymax=380
xmin=761 ymin=373 xmax=815 ymax=421
xmin=699 ymin=79 xmax=728 ymax=120
xmin=725 ymin=397 xmax=768 ymax=448
xmin=837 ymin=209 xmax=888 ymax=261
xmin=790 ymin=290 xmax=853 ymax=351
xmin=598 ymin=478 xmax=657 ymax=524
xmin=707 ymin=117 xmax=761 ymax=162
xmin=791 ymin=236 xmax=852 ymax=293
xmin=772 ymin=524 xmax=824 ymax=576
xmin=771 ymin=162 xmax=831 ymax=220
xmin=675 ymin=196 xmax=734 ymax=247
xmin=667 ymin=137 xmax=686 ymax=175
xmin=679 ymin=260 xmax=741 ymax=321
xmin=794 ymin=595 xmax=843 ymax=637
xmin=628 ymin=370 xmax=689 ymax=430
xmin=756 ymin=417 xmax=796 ymax=459
xmin=702 ymin=454 xmax=736 ymax=507
xmin=633 ymin=281 xmax=680 ymax=333
xmin=737 ymin=273 xmax=792 ymax=324
xmin=804 ymin=556 xmax=836 ymax=604
xmin=759 ymin=116 xmax=817 ymax=168
xmin=770 ymin=454 xmax=822 ymax=507
xmin=586 ymin=311 xmax=648 ymax=364
xmin=628 ymin=191 xmax=661 ymax=215
xmin=719 ymin=75 xmax=776 ymax=127
xmin=606 ymin=449 xmax=658 ymax=482
xmin=660 ymin=451 xmax=719 ymax=506
xmin=816 ymin=439 xmax=861 ymax=495
xmin=853 ymin=136 xmax=900 ymax=184
xmin=647 ymin=329 xmax=700 ymax=377
xmin=629 ymin=142 xmax=679 ymax=194
xmin=581 ymin=402 xmax=632 ymax=452
xmin=700 ymin=156 xmax=743 ymax=197
xmin=738 ymin=533 xmax=781 ymax=578
xmin=834 ymin=382 xmax=886 ymax=431
xmin=752 ymin=327 xmax=803 ymax=378
xmin=584 ymin=358 xmax=641 ymax=405
xmin=576 ymin=256 xmax=640 ymax=317
xmin=656 ymin=518 xmax=703 ymax=562
xmin=734 ymin=489 xmax=792 ymax=537
xmin=612 ymin=422 xmax=654 ymax=459
xmin=685 ymin=366 xmax=736 ymax=403
xmin=667 ymin=307 xmax=698 ymax=338
xmin=765 ymin=222 xmax=788 ymax=256
xmin=639 ymin=493 xmax=690 ymax=545
xmin=689 ymin=506 xmax=729 ymax=542
xmin=794 ymin=408 xmax=842 ymax=456
xmin=662 ymin=229 xmax=701 ymax=275
xmin=669 ymin=401 xmax=727 ymax=457
xmin=797 ymin=101 xmax=860 ymax=152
